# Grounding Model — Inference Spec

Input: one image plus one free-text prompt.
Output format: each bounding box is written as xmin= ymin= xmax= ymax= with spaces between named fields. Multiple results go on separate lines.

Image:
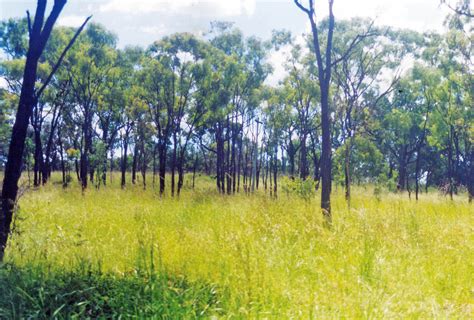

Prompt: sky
xmin=0 ymin=0 xmax=453 ymax=87
xmin=1 ymin=0 xmax=451 ymax=48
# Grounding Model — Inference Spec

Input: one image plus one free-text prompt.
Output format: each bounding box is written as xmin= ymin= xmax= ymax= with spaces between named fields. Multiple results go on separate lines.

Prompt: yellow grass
xmin=4 ymin=174 xmax=473 ymax=318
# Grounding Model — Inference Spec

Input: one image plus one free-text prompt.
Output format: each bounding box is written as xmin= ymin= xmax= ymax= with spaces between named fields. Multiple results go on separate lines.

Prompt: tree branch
xmin=26 ymin=10 xmax=32 ymax=38
xmin=36 ymin=15 xmax=92 ymax=100
xmin=293 ymin=0 xmax=311 ymax=15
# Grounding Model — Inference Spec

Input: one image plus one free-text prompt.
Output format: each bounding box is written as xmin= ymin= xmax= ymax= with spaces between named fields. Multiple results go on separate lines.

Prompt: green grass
xmin=1 ymin=174 xmax=473 ymax=318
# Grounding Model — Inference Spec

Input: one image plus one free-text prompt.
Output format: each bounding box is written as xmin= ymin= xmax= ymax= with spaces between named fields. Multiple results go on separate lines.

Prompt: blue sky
xmin=1 ymin=0 xmax=450 ymax=48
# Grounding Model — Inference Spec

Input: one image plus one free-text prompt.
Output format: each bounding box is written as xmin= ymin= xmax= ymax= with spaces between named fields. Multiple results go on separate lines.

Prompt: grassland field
xmin=0 ymin=172 xmax=472 ymax=318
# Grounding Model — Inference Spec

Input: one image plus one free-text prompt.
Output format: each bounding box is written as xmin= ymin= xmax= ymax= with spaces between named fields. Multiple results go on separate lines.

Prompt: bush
xmin=281 ymin=176 xmax=316 ymax=201
xmin=0 ymin=263 xmax=222 ymax=319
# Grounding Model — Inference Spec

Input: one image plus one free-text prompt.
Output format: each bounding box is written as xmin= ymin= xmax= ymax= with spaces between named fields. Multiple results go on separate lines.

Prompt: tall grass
xmin=1 ymin=174 xmax=472 ymax=318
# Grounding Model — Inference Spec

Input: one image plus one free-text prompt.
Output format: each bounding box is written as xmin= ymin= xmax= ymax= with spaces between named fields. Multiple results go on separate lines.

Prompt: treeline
xmin=0 ymin=15 xmax=472 ymax=201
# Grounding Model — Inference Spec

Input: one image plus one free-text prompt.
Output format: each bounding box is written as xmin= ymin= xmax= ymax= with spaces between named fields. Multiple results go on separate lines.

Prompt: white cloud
xmin=57 ymin=15 xmax=88 ymax=27
xmin=100 ymin=0 xmax=256 ymax=17
xmin=305 ymin=0 xmax=448 ymax=32
xmin=140 ymin=25 xmax=167 ymax=35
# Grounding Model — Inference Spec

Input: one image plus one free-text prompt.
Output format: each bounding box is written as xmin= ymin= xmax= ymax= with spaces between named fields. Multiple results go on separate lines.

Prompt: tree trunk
xmin=320 ymin=88 xmax=332 ymax=222
xmin=33 ymin=127 xmax=43 ymax=187
xmin=171 ymin=133 xmax=177 ymax=196
xmin=397 ymin=148 xmax=407 ymax=192
xmin=273 ymin=145 xmax=278 ymax=197
xmin=192 ymin=155 xmax=198 ymax=190
xmin=132 ymin=142 xmax=138 ymax=185
xmin=158 ymin=141 xmax=166 ymax=196
xmin=1 ymin=0 xmax=69 ymax=261
xmin=299 ymin=134 xmax=308 ymax=180
xmin=344 ymin=141 xmax=351 ymax=205
xmin=121 ymin=133 xmax=130 ymax=189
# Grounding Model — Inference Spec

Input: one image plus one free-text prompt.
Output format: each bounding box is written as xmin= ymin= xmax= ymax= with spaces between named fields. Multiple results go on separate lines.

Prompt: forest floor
xmin=0 ymin=174 xmax=472 ymax=318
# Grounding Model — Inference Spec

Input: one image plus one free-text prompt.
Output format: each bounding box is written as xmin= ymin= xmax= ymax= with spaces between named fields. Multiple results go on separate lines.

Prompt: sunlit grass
xmin=2 ymin=173 xmax=473 ymax=318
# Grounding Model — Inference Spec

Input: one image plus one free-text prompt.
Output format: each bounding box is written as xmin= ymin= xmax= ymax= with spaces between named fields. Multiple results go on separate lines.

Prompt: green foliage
xmin=281 ymin=176 xmax=316 ymax=200
xmin=0 ymin=263 xmax=220 ymax=319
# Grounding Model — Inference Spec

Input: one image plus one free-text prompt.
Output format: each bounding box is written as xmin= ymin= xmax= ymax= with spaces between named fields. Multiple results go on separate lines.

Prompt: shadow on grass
xmin=0 ymin=263 xmax=222 ymax=319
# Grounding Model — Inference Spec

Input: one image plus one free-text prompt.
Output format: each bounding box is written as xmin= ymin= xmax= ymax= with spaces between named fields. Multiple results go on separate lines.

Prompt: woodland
xmin=0 ymin=0 xmax=472 ymax=318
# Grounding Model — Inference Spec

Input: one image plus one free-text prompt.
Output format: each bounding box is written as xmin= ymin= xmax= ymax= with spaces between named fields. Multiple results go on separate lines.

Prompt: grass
xmin=1 ymin=174 xmax=473 ymax=318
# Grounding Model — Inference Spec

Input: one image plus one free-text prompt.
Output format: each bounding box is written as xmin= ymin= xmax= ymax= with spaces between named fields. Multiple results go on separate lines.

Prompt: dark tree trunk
xmin=152 ymin=144 xmax=157 ymax=188
xmin=215 ymin=124 xmax=225 ymax=193
xmin=121 ymin=132 xmax=130 ymax=189
xmin=344 ymin=142 xmax=351 ymax=204
xmin=158 ymin=141 xmax=167 ymax=196
xmin=33 ymin=127 xmax=44 ymax=187
xmin=141 ymin=150 xmax=147 ymax=190
xmin=299 ymin=134 xmax=308 ymax=180
xmin=273 ymin=145 xmax=278 ymax=197
xmin=101 ymin=129 xmax=109 ymax=187
xmin=171 ymin=133 xmax=177 ymax=196
xmin=288 ymin=140 xmax=296 ymax=178
xmin=226 ymin=116 xmax=232 ymax=195
xmin=468 ymin=148 xmax=473 ymax=203
xmin=397 ymin=148 xmax=408 ymax=192
xmin=237 ymin=133 xmax=243 ymax=192
xmin=415 ymin=150 xmax=421 ymax=201
xmin=58 ymin=130 xmax=66 ymax=188
xmin=295 ymin=0 xmax=335 ymax=223
xmin=132 ymin=142 xmax=138 ymax=185
xmin=192 ymin=155 xmax=198 ymax=190
xmin=80 ymin=117 xmax=91 ymax=191
xmin=1 ymin=0 xmax=69 ymax=261
xmin=43 ymin=104 xmax=61 ymax=184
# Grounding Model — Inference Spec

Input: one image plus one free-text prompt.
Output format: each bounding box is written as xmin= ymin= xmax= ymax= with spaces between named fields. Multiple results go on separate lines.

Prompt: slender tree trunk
xmin=33 ymin=128 xmax=43 ymax=187
xmin=171 ymin=133 xmax=177 ymax=196
xmin=192 ymin=155 xmax=198 ymax=190
xmin=141 ymin=151 xmax=146 ymax=190
xmin=58 ymin=131 xmax=66 ymax=188
xmin=344 ymin=135 xmax=354 ymax=206
xmin=152 ymin=144 xmax=156 ymax=188
xmin=273 ymin=145 xmax=278 ymax=198
xmin=121 ymin=129 xmax=131 ymax=189
xmin=415 ymin=150 xmax=421 ymax=201
xmin=237 ymin=133 xmax=243 ymax=193
xmin=158 ymin=141 xmax=166 ymax=196
xmin=132 ymin=142 xmax=138 ymax=185
xmin=397 ymin=148 xmax=407 ymax=192
xmin=300 ymin=134 xmax=308 ymax=180
xmin=288 ymin=141 xmax=296 ymax=178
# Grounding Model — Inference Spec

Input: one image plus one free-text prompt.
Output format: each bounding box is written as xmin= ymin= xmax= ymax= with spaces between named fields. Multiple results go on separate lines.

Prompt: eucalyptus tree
xmin=66 ymin=23 xmax=117 ymax=190
xmin=294 ymin=0 xmax=336 ymax=221
xmin=1 ymin=0 xmax=88 ymax=261
xmin=138 ymin=44 xmax=176 ymax=195
xmin=332 ymin=19 xmax=399 ymax=204
xmin=148 ymin=33 xmax=208 ymax=196
xmin=208 ymin=23 xmax=270 ymax=193
xmin=282 ymin=48 xmax=320 ymax=180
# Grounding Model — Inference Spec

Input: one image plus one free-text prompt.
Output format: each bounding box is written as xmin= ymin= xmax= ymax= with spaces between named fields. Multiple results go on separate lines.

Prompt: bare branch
xmin=26 ymin=10 xmax=32 ymax=37
xmin=36 ymin=15 xmax=92 ymax=100
xmin=441 ymin=0 xmax=474 ymax=18
xmin=332 ymin=21 xmax=378 ymax=67
xmin=294 ymin=0 xmax=312 ymax=15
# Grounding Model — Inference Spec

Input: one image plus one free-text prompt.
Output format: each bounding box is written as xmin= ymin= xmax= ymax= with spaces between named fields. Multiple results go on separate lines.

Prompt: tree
xmin=1 ymin=0 xmax=89 ymax=261
xmin=294 ymin=0 xmax=335 ymax=222
xmin=441 ymin=0 xmax=473 ymax=18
